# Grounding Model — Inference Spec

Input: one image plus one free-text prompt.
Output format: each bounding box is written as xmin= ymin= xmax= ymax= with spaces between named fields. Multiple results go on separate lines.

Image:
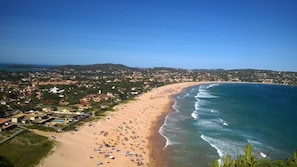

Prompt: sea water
xmin=159 ymin=83 xmax=297 ymax=167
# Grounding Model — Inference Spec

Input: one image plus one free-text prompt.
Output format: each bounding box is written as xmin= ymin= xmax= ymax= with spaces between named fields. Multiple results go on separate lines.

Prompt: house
xmin=29 ymin=112 xmax=53 ymax=124
xmin=21 ymin=117 xmax=31 ymax=124
xmin=29 ymin=113 xmax=38 ymax=121
xmin=35 ymin=117 xmax=54 ymax=124
xmin=0 ymin=118 xmax=11 ymax=127
xmin=0 ymin=118 xmax=16 ymax=131
xmin=11 ymin=114 xmax=26 ymax=123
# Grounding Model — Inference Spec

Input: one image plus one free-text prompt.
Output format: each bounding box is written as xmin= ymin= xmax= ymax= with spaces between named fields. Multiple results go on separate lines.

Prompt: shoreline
xmin=148 ymin=82 xmax=203 ymax=167
xmin=150 ymin=81 xmax=297 ymax=167
xmin=37 ymin=81 xmax=296 ymax=167
xmin=148 ymin=103 xmax=169 ymax=167
xmin=148 ymin=96 xmax=175 ymax=167
xmin=40 ymin=82 xmax=201 ymax=167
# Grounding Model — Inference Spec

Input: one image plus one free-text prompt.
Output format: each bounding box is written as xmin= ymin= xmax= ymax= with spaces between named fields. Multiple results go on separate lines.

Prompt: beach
xmin=40 ymin=82 xmax=200 ymax=167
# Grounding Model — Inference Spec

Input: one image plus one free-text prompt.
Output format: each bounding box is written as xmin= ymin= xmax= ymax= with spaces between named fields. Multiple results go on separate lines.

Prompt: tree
xmin=0 ymin=156 xmax=14 ymax=167
xmin=211 ymin=144 xmax=297 ymax=167
xmin=236 ymin=144 xmax=258 ymax=167
xmin=0 ymin=105 xmax=8 ymax=117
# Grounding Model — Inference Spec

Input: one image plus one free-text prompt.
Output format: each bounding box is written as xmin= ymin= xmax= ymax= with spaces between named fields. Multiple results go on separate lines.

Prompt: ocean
xmin=159 ymin=83 xmax=297 ymax=167
xmin=0 ymin=63 xmax=53 ymax=72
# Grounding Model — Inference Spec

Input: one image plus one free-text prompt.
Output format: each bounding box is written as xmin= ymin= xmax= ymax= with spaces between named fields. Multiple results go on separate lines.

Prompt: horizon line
xmin=0 ymin=62 xmax=295 ymax=73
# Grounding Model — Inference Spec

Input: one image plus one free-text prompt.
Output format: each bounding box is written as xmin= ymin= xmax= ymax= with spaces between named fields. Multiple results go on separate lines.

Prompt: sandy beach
xmin=39 ymin=82 xmax=202 ymax=167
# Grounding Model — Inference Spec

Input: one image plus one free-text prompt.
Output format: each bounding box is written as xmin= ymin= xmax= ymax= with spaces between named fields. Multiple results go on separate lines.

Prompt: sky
xmin=1 ymin=0 xmax=297 ymax=71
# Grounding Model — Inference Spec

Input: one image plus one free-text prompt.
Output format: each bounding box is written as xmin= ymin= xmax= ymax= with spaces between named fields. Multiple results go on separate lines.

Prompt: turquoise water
xmin=160 ymin=83 xmax=297 ymax=167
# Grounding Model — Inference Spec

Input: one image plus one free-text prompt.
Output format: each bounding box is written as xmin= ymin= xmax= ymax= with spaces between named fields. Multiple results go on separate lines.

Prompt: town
xmin=0 ymin=64 xmax=297 ymax=134
xmin=1 ymin=64 xmax=297 ymax=167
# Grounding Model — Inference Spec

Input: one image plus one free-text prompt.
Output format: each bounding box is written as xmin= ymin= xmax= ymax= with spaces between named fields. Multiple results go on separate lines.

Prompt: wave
xmin=159 ymin=127 xmax=176 ymax=149
xmin=192 ymin=98 xmax=208 ymax=120
xmin=201 ymin=135 xmax=245 ymax=159
xmin=194 ymin=100 xmax=199 ymax=110
xmin=201 ymin=135 xmax=225 ymax=158
xmin=196 ymin=92 xmax=218 ymax=99
xmin=260 ymin=152 xmax=268 ymax=158
xmin=159 ymin=101 xmax=182 ymax=149
xmin=207 ymin=84 xmax=220 ymax=89
xmin=159 ymin=99 xmax=189 ymax=149
xmin=247 ymin=139 xmax=263 ymax=146
xmin=176 ymin=93 xmax=190 ymax=98
xmin=196 ymin=119 xmax=224 ymax=130
xmin=247 ymin=139 xmax=270 ymax=158
xmin=211 ymin=109 xmax=219 ymax=113
xmin=159 ymin=113 xmax=182 ymax=149
xmin=172 ymin=100 xmax=180 ymax=113
xmin=191 ymin=110 xmax=199 ymax=120
xmin=159 ymin=113 xmax=170 ymax=149
xmin=195 ymin=87 xmax=218 ymax=99
xmin=192 ymin=99 xmax=220 ymax=120
xmin=195 ymin=117 xmax=229 ymax=130
xmin=219 ymin=118 xmax=229 ymax=126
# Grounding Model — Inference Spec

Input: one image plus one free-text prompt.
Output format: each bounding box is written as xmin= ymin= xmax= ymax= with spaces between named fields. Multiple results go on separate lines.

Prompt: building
xmin=0 ymin=118 xmax=16 ymax=131
xmin=11 ymin=114 xmax=26 ymax=123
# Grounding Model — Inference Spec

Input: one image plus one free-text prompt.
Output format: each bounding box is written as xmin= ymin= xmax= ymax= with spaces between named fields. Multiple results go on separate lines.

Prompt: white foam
xmin=211 ymin=109 xmax=219 ymax=113
xmin=247 ymin=139 xmax=269 ymax=159
xmin=196 ymin=119 xmax=223 ymax=130
xmin=177 ymin=93 xmax=190 ymax=98
xmin=191 ymin=110 xmax=199 ymax=120
xmin=207 ymin=84 xmax=220 ymax=89
xmin=159 ymin=127 xmax=171 ymax=149
xmin=172 ymin=100 xmax=180 ymax=113
xmin=196 ymin=117 xmax=230 ymax=130
xmin=219 ymin=118 xmax=229 ymax=126
xmin=194 ymin=101 xmax=199 ymax=110
xmin=201 ymin=135 xmax=225 ymax=158
xmin=247 ymin=139 xmax=262 ymax=146
xmin=260 ymin=152 xmax=267 ymax=158
xmin=195 ymin=90 xmax=218 ymax=99
xmin=200 ymin=135 xmax=246 ymax=159
xmin=159 ymin=114 xmax=179 ymax=149
xmin=194 ymin=94 xmax=198 ymax=100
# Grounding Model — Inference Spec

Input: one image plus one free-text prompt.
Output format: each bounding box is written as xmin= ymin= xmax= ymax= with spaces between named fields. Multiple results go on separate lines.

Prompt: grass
xmin=23 ymin=124 xmax=56 ymax=132
xmin=0 ymin=131 xmax=55 ymax=167
xmin=0 ymin=127 xmax=23 ymax=141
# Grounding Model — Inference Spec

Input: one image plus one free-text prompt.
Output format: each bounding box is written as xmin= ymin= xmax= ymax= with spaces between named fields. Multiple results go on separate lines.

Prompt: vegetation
xmin=211 ymin=144 xmax=297 ymax=167
xmin=23 ymin=124 xmax=56 ymax=132
xmin=0 ymin=156 xmax=13 ymax=167
xmin=0 ymin=131 xmax=54 ymax=167
xmin=1 ymin=64 xmax=297 ymax=119
xmin=1 ymin=64 xmax=297 ymax=166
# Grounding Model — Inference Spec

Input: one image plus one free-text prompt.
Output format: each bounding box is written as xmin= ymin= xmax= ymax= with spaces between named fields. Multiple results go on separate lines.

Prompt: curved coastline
xmin=156 ymin=81 xmax=297 ymax=166
xmin=38 ymin=81 xmax=294 ymax=167
xmin=148 ymin=81 xmax=219 ymax=167
xmin=39 ymin=82 xmax=201 ymax=167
